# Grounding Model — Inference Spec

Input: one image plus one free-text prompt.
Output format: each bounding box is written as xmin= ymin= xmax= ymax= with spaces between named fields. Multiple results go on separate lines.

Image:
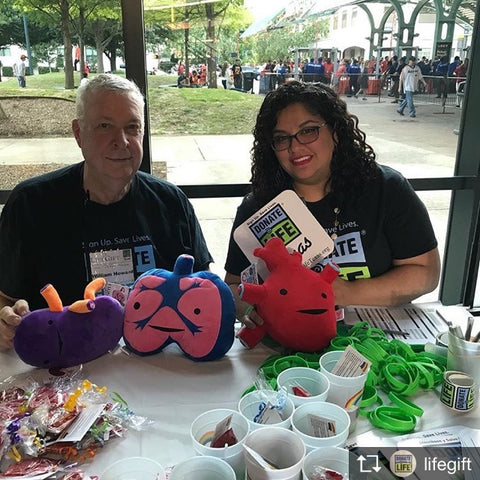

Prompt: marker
xmin=451 ymin=324 xmax=464 ymax=340
xmin=472 ymin=330 xmax=480 ymax=343
xmin=464 ymin=316 xmax=474 ymax=341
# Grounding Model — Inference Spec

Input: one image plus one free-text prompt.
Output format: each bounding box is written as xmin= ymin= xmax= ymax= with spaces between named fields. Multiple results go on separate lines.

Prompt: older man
xmin=0 ymin=74 xmax=212 ymax=349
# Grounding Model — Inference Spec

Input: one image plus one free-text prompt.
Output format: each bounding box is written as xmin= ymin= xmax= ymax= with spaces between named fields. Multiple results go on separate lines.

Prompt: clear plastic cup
xmin=238 ymin=389 xmax=295 ymax=430
xmin=244 ymin=427 xmax=305 ymax=480
xmin=169 ymin=455 xmax=236 ymax=480
xmin=319 ymin=350 xmax=369 ymax=410
xmin=291 ymin=401 xmax=350 ymax=452
xmin=302 ymin=446 xmax=349 ymax=480
xmin=276 ymin=367 xmax=330 ymax=407
xmin=100 ymin=456 xmax=165 ymax=480
xmin=190 ymin=408 xmax=250 ymax=479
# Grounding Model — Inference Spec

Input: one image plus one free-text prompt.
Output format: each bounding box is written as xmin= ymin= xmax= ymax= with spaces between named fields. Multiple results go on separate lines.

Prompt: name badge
xmin=89 ymin=248 xmax=135 ymax=285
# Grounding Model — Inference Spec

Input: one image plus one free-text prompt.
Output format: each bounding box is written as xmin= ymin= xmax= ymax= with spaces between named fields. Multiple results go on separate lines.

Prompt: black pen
xmin=383 ymin=329 xmax=410 ymax=336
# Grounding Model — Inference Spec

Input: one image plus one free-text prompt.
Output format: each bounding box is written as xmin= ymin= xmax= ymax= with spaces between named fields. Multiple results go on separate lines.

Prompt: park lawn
xmin=0 ymin=72 xmax=263 ymax=135
xmin=149 ymin=86 xmax=262 ymax=135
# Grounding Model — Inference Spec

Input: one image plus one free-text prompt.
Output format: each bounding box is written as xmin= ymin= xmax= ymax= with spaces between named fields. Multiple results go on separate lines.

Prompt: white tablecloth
xmin=1 ymin=337 xmax=479 ymax=476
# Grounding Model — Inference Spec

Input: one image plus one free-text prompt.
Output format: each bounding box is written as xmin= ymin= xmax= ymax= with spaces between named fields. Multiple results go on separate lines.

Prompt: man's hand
xmin=0 ymin=300 xmax=30 ymax=350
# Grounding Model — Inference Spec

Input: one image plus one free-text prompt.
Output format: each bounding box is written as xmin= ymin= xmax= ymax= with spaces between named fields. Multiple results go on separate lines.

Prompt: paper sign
xmin=331 ymin=345 xmax=371 ymax=377
xmin=233 ymin=190 xmax=334 ymax=280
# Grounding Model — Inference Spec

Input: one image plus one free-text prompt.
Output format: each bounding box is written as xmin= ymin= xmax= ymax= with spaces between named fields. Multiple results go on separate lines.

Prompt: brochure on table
xmin=233 ymin=190 xmax=334 ymax=280
xmin=343 ymin=302 xmax=472 ymax=344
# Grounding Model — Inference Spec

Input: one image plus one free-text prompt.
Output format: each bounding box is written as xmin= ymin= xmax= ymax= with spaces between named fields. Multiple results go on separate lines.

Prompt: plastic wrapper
xmin=309 ymin=466 xmax=348 ymax=480
xmin=0 ymin=372 xmax=152 ymax=476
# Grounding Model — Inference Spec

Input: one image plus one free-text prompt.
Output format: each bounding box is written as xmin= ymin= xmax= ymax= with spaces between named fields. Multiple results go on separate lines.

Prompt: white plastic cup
xmin=190 ymin=408 xmax=249 ymax=480
xmin=319 ymin=350 xmax=369 ymax=409
xmin=447 ymin=331 xmax=480 ymax=388
xmin=169 ymin=455 xmax=236 ymax=480
xmin=238 ymin=390 xmax=295 ymax=430
xmin=302 ymin=446 xmax=350 ymax=480
xmin=244 ymin=427 xmax=305 ymax=480
xmin=290 ymin=401 xmax=350 ymax=452
xmin=276 ymin=367 xmax=330 ymax=407
xmin=100 ymin=456 xmax=165 ymax=480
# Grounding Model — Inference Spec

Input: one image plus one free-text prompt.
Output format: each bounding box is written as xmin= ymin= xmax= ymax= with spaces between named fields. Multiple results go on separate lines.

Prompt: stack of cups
xmin=319 ymin=350 xmax=369 ymax=428
xmin=190 ymin=408 xmax=250 ymax=480
xmin=276 ymin=367 xmax=330 ymax=407
xmin=243 ymin=427 xmax=305 ymax=480
xmin=238 ymin=390 xmax=295 ymax=430
xmin=170 ymin=456 xmax=236 ymax=480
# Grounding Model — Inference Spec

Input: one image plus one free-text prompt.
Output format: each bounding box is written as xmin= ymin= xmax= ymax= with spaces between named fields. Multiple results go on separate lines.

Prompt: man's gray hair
xmin=75 ymin=73 xmax=145 ymax=122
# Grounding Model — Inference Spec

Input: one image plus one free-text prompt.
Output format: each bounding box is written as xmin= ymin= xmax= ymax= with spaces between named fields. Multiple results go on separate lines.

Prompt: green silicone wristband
xmin=330 ymin=336 xmax=358 ymax=350
xmin=388 ymin=392 xmax=424 ymax=417
xmin=382 ymin=362 xmax=420 ymax=396
xmin=368 ymin=406 xmax=417 ymax=433
xmin=360 ymin=386 xmax=378 ymax=407
xmin=273 ymin=355 xmax=308 ymax=376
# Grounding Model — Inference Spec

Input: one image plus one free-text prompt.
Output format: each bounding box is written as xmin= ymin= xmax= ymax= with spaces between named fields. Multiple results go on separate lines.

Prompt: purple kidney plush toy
xmin=123 ymin=254 xmax=235 ymax=361
xmin=14 ymin=278 xmax=124 ymax=369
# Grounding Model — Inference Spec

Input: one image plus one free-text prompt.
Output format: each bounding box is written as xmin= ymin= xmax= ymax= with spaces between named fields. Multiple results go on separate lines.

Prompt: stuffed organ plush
xmin=123 ymin=254 xmax=235 ymax=361
xmin=237 ymin=237 xmax=339 ymax=352
xmin=14 ymin=278 xmax=124 ymax=369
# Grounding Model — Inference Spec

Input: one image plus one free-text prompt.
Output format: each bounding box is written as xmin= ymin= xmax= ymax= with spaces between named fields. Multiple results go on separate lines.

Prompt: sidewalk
xmin=0 ymin=98 xmax=462 ymax=286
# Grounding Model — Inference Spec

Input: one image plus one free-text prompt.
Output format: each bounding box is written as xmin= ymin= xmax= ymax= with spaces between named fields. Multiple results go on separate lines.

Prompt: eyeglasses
xmin=271 ymin=122 xmax=327 ymax=151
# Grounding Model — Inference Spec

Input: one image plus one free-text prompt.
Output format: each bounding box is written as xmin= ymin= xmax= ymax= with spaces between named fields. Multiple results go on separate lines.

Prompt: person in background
xmin=454 ymin=58 xmax=468 ymax=107
xmin=220 ymin=61 xmax=229 ymax=89
xmin=347 ymin=58 xmax=361 ymax=97
xmin=435 ymin=56 xmax=449 ymax=98
xmin=397 ymin=56 xmax=427 ymax=118
xmin=13 ymin=54 xmax=27 ymax=88
xmin=0 ymin=74 xmax=212 ymax=350
xmin=224 ymin=81 xmax=439 ymax=328
xmin=354 ymin=64 xmax=369 ymax=100
xmin=80 ymin=72 xmax=89 ymax=87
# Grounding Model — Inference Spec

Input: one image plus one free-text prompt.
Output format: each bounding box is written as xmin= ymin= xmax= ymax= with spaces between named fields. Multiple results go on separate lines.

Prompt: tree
xmin=72 ymin=0 xmax=120 ymax=74
xmin=251 ymin=18 xmax=328 ymax=65
xmin=13 ymin=0 xmax=76 ymax=89
xmin=200 ymin=0 xmax=246 ymax=88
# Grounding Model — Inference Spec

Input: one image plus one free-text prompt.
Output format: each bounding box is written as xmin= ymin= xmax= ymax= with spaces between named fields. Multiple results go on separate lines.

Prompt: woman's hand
xmin=224 ymin=272 xmax=264 ymax=329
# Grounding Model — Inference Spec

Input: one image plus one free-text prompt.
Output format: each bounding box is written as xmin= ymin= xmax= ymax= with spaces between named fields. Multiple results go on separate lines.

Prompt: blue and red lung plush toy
xmin=123 ymin=254 xmax=235 ymax=361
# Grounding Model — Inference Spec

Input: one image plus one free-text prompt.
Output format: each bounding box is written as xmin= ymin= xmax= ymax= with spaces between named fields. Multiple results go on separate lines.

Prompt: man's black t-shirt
xmin=0 ymin=162 xmax=212 ymax=310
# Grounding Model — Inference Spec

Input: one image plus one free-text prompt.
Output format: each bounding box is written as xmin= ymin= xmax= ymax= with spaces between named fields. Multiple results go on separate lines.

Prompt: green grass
xmin=0 ymin=71 xmax=263 ymax=135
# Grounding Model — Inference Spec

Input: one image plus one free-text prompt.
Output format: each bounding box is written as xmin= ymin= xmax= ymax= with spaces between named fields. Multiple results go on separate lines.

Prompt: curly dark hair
xmin=250 ymin=80 xmax=378 ymax=205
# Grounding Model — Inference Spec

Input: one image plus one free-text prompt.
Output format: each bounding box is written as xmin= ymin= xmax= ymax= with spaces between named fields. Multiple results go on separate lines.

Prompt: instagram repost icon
xmin=390 ymin=450 xmax=417 ymax=478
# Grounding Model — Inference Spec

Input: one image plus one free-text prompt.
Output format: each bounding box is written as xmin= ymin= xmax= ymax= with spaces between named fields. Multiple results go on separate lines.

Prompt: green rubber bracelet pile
xmin=332 ymin=322 xmax=445 ymax=433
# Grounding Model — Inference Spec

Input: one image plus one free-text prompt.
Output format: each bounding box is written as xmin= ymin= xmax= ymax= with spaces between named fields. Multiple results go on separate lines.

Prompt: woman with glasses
xmin=224 ymin=81 xmax=440 ymax=330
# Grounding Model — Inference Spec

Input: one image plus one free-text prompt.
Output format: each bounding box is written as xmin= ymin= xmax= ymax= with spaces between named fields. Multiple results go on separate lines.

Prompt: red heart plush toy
xmin=237 ymin=237 xmax=338 ymax=352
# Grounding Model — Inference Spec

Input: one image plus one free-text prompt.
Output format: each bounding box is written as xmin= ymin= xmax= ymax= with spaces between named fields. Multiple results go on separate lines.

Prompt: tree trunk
xmin=205 ymin=3 xmax=217 ymax=88
xmin=60 ymin=0 xmax=74 ymax=89
xmin=78 ymin=3 xmax=86 ymax=80
xmin=95 ymin=34 xmax=105 ymax=73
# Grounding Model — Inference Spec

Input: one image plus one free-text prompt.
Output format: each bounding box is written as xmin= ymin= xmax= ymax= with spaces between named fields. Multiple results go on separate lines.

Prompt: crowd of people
xmin=0 ymin=73 xmax=441 ymax=350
